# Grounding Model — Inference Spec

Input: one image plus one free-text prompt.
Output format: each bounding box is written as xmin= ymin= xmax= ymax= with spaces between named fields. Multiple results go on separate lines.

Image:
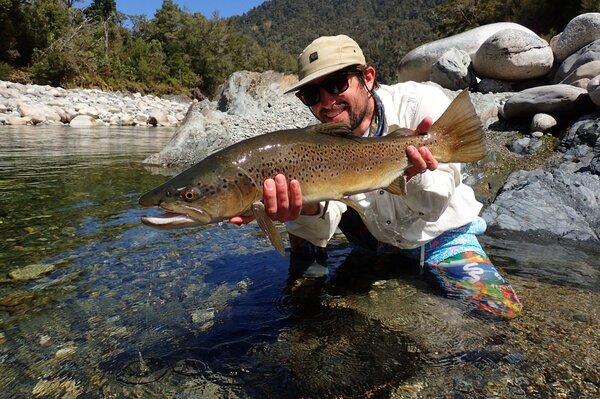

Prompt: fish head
xmin=138 ymin=164 xmax=261 ymax=229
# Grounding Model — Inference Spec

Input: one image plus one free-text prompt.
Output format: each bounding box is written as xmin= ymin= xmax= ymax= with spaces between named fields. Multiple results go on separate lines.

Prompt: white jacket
xmin=286 ymin=82 xmax=483 ymax=249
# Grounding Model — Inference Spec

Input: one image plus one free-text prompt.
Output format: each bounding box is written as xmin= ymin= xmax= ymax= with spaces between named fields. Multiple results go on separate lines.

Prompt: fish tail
xmin=430 ymin=90 xmax=486 ymax=163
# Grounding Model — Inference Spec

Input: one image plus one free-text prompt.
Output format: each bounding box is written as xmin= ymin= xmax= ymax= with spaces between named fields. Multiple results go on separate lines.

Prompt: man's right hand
xmin=229 ymin=174 xmax=320 ymax=225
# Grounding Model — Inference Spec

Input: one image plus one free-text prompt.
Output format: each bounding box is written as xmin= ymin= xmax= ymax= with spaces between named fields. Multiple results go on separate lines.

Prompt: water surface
xmin=0 ymin=126 xmax=597 ymax=398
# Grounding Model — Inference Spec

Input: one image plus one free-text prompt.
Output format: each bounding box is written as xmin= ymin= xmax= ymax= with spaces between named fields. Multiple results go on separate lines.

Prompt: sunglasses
xmin=295 ymin=69 xmax=361 ymax=106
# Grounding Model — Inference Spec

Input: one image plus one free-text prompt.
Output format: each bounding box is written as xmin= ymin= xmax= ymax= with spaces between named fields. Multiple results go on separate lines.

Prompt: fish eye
xmin=181 ymin=188 xmax=199 ymax=201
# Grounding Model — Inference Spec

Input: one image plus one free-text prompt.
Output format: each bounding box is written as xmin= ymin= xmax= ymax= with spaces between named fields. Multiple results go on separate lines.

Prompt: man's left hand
xmin=405 ymin=116 xmax=438 ymax=180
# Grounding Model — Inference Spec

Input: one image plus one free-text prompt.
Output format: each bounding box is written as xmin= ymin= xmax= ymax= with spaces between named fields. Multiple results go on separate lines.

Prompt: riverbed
xmin=0 ymin=126 xmax=597 ymax=398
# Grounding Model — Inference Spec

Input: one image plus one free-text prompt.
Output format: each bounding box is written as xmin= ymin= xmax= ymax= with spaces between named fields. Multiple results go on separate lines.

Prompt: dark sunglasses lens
xmin=296 ymin=70 xmax=356 ymax=106
xmin=322 ymin=74 xmax=349 ymax=95
xmin=296 ymin=86 xmax=320 ymax=106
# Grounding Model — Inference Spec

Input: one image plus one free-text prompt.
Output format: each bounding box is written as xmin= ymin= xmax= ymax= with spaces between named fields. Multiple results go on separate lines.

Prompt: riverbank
xmin=0 ymin=80 xmax=191 ymax=128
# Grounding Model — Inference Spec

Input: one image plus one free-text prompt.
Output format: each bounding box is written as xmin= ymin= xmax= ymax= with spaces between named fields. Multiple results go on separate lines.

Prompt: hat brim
xmin=284 ymin=62 xmax=360 ymax=94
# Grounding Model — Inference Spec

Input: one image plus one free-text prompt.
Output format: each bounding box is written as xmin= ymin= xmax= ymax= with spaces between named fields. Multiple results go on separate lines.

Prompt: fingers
xmin=405 ymin=145 xmax=438 ymax=180
xmin=404 ymin=116 xmax=437 ymax=180
xmin=263 ymin=177 xmax=279 ymax=218
xmin=230 ymin=174 xmax=305 ymax=225
xmin=288 ymin=179 xmax=303 ymax=220
xmin=265 ymin=174 xmax=303 ymax=222
xmin=416 ymin=116 xmax=433 ymax=134
xmin=419 ymin=146 xmax=438 ymax=171
xmin=229 ymin=215 xmax=255 ymax=225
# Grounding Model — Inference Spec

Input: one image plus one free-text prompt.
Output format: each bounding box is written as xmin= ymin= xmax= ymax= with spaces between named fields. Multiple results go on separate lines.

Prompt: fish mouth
xmin=141 ymin=212 xmax=202 ymax=229
xmin=141 ymin=203 xmax=212 ymax=229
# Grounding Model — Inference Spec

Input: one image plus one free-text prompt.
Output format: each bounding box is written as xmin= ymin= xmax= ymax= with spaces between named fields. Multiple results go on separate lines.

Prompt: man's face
xmin=296 ymin=67 xmax=375 ymax=135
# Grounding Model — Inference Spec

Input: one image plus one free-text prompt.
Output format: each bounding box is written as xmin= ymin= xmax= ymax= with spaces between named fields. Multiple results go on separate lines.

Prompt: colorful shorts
xmin=383 ymin=218 xmax=522 ymax=319
xmin=291 ymin=215 xmax=522 ymax=319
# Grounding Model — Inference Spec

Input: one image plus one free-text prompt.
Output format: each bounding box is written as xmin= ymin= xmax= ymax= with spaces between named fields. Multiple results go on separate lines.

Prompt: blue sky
xmin=79 ymin=1 xmax=266 ymax=19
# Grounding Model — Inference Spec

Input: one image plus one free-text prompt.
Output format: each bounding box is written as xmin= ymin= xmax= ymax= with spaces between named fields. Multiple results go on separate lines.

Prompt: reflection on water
xmin=0 ymin=126 xmax=598 ymax=398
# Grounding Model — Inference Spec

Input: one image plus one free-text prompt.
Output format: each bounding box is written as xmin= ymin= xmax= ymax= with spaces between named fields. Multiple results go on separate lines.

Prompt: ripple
xmin=114 ymin=354 xmax=169 ymax=385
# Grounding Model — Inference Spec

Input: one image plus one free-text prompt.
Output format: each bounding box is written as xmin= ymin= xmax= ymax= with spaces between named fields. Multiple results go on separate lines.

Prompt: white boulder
xmin=551 ymin=13 xmax=600 ymax=63
xmin=397 ymin=22 xmax=537 ymax=82
xmin=69 ymin=115 xmax=97 ymax=128
xmin=473 ymin=29 xmax=553 ymax=81
xmin=587 ymin=74 xmax=600 ymax=106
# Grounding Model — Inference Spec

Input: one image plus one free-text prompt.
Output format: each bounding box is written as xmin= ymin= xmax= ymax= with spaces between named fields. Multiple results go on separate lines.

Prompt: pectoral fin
xmin=384 ymin=175 xmax=407 ymax=196
xmin=251 ymin=202 xmax=285 ymax=256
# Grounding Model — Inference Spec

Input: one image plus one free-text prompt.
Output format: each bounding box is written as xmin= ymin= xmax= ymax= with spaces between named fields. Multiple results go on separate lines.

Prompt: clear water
xmin=0 ymin=126 xmax=598 ymax=398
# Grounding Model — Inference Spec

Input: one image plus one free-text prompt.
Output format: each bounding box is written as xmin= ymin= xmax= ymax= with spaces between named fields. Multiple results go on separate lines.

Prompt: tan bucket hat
xmin=285 ymin=34 xmax=366 ymax=93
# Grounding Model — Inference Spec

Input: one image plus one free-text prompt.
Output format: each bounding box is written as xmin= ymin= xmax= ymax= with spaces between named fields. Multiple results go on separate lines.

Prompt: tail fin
xmin=430 ymin=90 xmax=486 ymax=163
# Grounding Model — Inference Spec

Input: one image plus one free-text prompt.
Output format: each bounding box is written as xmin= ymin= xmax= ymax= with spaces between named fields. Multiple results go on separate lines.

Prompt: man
xmin=231 ymin=35 xmax=522 ymax=319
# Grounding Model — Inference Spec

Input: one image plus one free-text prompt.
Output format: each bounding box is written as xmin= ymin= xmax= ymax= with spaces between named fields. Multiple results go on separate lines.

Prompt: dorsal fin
xmin=305 ymin=122 xmax=354 ymax=138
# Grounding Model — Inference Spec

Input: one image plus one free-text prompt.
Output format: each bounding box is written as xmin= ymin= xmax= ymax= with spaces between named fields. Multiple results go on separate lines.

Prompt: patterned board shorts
xmin=378 ymin=216 xmax=489 ymax=263
xmin=291 ymin=215 xmax=523 ymax=319
xmin=382 ymin=217 xmax=522 ymax=319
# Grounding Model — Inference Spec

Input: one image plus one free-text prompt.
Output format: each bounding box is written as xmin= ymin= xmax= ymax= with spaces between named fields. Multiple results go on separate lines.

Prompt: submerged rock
xmin=8 ymin=263 xmax=56 ymax=281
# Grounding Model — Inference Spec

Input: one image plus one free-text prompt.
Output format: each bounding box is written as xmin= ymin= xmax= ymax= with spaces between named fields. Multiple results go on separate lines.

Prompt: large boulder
xmin=429 ymin=48 xmax=475 ymax=90
xmin=217 ymin=70 xmax=297 ymax=115
xmin=472 ymin=29 xmax=553 ymax=81
xmin=502 ymin=85 xmax=595 ymax=119
xmin=69 ymin=114 xmax=97 ymax=128
xmin=143 ymin=71 xmax=316 ymax=167
xmin=587 ymin=74 xmax=600 ymax=106
xmin=553 ymin=39 xmax=600 ymax=83
xmin=16 ymin=101 xmax=61 ymax=124
xmin=397 ymin=22 xmax=536 ymax=82
xmin=142 ymin=100 xmax=227 ymax=167
xmin=483 ymin=169 xmax=600 ymax=242
xmin=551 ymin=13 xmax=600 ymax=63
xmin=559 ymin=60 xmax=600 ymax=86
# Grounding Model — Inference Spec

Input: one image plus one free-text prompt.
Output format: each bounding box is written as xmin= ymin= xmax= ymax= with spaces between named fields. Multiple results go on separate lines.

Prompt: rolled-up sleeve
xmin=285 ymin=200 xmax=347 ymax=247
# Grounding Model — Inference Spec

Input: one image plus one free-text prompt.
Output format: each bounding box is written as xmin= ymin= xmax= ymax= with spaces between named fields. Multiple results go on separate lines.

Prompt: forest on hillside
xmin=1 ymin=0 xmax=598 ymax=97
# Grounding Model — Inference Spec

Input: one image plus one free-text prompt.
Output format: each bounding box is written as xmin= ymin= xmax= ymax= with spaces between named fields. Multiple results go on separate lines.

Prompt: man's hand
xmin=229 ymin=174 xmax=320 ymax=225
xmin=405 ymin=116 xmax=438 ymax=180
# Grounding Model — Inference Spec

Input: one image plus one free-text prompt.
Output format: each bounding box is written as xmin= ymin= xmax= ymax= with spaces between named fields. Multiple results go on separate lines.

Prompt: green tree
xmin=432 ymin=0 xmax=589 ymax=36
xmin=28 ymin=0 xmax=72 ymax=50
xmin=0 ymin=0 xmax=25 ymax=64
xmin=581 ymin=0 xmax=600 ymax=12
xmin=84 ymin=0 xmax=116 ymax=20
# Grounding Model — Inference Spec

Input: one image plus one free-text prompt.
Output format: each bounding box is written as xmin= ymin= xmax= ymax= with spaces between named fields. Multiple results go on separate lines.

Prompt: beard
xmin=316 ymin=86 xmax=372 ymax=133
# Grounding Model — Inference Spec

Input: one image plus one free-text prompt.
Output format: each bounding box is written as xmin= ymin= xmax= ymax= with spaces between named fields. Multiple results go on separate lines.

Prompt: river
xmin=0 ymin=126 xmax=597 ymax=398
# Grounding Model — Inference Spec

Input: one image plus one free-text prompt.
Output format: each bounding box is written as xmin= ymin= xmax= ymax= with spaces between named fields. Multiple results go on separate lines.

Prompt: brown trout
xmin=139 ymin=90 xmax=486 ymax=255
